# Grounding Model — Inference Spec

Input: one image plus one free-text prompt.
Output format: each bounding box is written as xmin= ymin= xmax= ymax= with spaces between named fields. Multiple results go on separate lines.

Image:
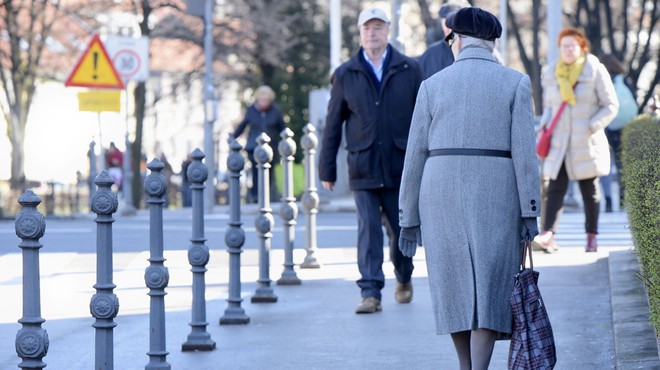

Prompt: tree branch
xmin=507 ymin=1 xmax=531 ymax=75
xmin=627 ymin=0 xmax=648 ymax=77
xmin=416 ymin=0 xmax=435 ymax=30
xmin=632 ymin=0 xmax=659 ymax=83
xmin=602 ymin=0 xmax=617 ymax=56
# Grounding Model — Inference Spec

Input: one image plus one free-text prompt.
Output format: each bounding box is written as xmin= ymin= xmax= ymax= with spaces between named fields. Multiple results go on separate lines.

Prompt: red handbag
xmin=536 ymin=101 xmax=568 ymax=159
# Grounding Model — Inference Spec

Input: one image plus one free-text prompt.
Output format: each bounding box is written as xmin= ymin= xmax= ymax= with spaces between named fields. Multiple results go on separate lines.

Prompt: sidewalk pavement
xmin=1 ymin=206 xmax=658 ymax=369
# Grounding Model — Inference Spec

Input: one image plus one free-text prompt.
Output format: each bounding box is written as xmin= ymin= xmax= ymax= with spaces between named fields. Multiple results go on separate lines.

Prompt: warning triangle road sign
xmin=65 ymin=34 xmax=125 ymax=89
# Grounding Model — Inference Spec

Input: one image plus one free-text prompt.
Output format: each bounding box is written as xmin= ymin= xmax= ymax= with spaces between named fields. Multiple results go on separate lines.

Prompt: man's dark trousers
xmin=353 ymin=187 xmax=414 ymax=300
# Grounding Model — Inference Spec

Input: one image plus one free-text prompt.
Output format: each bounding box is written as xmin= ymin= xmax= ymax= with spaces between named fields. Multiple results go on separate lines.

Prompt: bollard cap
xmin=280 ymin=127 xmax=294 ymax=140
xmin=256 ymin=132 xmax=271 ymax=145
xmin=229 ymin=138 xmax=243 ymax=151
xmin=17 ymin=189 xmax=42 ymax=207
xmin=303 ymin=123 xmax=316 ymax=134
xmin=94 ymin=171 xmax=115 ymax=188
xmin=190 ymin=148 xmax=205 ymax=160
xmin=147 ymin=158 xmax=165 ymax=172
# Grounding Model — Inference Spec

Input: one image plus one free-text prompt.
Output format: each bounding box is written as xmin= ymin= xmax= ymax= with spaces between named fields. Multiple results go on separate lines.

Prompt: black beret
xmin=438 ymin=2 xmax=467 ymax=18
xmin=445 ymin=7 xmax=503 ymax=41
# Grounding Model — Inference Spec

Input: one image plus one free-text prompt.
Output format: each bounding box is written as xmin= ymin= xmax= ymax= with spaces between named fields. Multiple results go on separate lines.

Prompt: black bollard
xmin=15 ymin=190 xmax=48 ymax=370
xmin=90 ymin=171 xmax=120 ymax=370
xmin=251 ymin=133 xmax=278 ymax=303
xmin=182 ymin=149 xmax=216 ymax=351
xmin=220 ymin=139 xmax=250 ymax=324
xmin=144 ymin=159 xmax=171 ymax=370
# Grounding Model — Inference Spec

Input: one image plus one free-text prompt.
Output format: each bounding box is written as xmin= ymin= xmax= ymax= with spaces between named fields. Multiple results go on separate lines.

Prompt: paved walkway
xmin=0 ymin=205 xmax=658 ymax=369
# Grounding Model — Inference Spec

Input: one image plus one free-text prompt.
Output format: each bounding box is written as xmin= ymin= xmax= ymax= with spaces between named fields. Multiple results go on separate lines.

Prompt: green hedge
xmin=273 ymin=163 xmax=306 ymax=199
xmin=621 ymin=114 xmax=660 ymax=332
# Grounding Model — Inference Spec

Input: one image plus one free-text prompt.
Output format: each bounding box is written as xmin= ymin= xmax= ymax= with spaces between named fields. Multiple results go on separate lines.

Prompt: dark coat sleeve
xmin=275 ymin=106 xmax=286 ymax=133
xmin=233 ymin=112 xmax=250 ymax=138
xmin=319 ymin=71 xmax=349 ymax=183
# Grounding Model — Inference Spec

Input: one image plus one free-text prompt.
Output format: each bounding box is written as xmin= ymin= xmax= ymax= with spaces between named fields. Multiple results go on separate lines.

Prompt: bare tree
xmin=0 ymin=0 xmax=62 ymax=190
xmin=127 ymin=0 xmax=187 ymax=208
xmin=568 ymin=0 xmax=660 ymax=110
xmin=508 ymin=1 xmax=544 ymax=113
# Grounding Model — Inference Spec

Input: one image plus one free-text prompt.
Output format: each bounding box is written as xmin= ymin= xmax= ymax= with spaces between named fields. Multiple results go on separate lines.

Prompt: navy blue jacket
xmin=417 ymin=40 xmax=454 ymax=79
xmin=319 ymin=46 xmax=423 ymax=190
xmin=234 ymin=103 xmax=286 ymax=152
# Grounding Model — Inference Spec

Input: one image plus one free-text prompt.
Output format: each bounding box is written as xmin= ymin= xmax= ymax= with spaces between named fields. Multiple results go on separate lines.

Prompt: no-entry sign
xmin=105 ymin=36 xmax=150 ymax=82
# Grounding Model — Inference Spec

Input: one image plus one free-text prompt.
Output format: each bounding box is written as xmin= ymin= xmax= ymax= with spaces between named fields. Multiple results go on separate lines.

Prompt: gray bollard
xmin=15 ymin=190 xmax=48 ymax=370
xmin=300 ymin=124 xmax=321 ymax=269
xmin=182 ymin=149 xmax=216 ymax=351
xmin=251 ymin=133 xmax=278 ymax=303
xmin=90 ymin=171 xmax=120 ymax=370
xmin=220 ymin=139 xmax=250 ymax=324
xmin=144 ymin=159 xmax=171 ymax=370
xmin=277 ymin=128 xmax=302 ymax=285
xmin=88 ymin=141 xmax=97 ymax=208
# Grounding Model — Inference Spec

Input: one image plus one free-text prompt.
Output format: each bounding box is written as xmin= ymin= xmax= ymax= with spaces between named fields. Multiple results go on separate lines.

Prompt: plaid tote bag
xmin=508 ymin=241 xmax=557 ymax=370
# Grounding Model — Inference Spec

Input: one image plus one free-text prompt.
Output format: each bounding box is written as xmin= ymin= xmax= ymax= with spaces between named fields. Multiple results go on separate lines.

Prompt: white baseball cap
xmin=357 ymin=7 xmax=390 ymax=27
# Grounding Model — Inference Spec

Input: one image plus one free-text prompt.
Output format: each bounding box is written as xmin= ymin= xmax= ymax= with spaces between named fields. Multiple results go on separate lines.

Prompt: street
xmin=0 ymin=207 xmax=652 ymax=369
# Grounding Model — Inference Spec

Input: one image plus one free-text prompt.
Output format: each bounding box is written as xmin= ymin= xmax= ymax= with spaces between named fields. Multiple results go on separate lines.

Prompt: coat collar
xmin=347 ymin=44 xmax=408 ymax=72
xmin=454 ymin=45 xmax=500 ymax=65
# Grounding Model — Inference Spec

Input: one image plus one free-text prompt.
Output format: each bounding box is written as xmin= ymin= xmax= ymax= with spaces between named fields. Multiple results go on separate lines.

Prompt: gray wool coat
xmin=399 ymin=46 xmax=541 ymax=336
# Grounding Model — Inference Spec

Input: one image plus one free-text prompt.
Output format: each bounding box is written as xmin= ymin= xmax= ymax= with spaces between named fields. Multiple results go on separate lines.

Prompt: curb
xmin=608 ymin=249 xmax=660 ymax=369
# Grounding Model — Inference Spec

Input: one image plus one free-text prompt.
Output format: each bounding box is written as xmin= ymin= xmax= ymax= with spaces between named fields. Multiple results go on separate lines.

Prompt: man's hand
xmin=322 ymin=181 xmax=335 ymax=191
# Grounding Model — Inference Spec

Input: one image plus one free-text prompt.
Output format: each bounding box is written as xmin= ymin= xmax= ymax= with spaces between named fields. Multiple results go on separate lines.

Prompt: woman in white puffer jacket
xmin=534 ymin=27 xmax=619 ymax=253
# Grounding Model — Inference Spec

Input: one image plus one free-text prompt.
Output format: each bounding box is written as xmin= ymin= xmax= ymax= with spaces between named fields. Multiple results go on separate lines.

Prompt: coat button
xmin=375 ymin=101 xmax=380 ymax=106
xmin=532 ymin=206 xmax=537 ymax=211
xmin=531 ymin=200 xmax=537 ymax=205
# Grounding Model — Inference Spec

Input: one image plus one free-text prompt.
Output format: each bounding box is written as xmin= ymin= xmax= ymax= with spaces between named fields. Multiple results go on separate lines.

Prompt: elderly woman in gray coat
xmin=398 ymin=8 xmax=541 ymax=370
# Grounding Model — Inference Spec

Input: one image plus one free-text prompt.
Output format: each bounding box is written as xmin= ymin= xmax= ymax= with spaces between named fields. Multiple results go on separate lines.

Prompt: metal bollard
xmin=182 ymin=149 xmax=216 ymax=351
xmin=90 ymin=171 xmax=120 ymax=370
xmin=144 ymin=159 xmax=171 ymax=370
xmin=277 ymin=128 xmax=301 ymax=285
xmin=220 ymin=139 xmax=250 ymax=324
xmin=15 ymin=190 xmax=48 ymax=370
xmin=300 ymin=124 xmax=321 ymax=268
xmin=88 ymin=141 xmax=97 ymax=209
xmin=251 ymin=133 xmax=278 ymax=303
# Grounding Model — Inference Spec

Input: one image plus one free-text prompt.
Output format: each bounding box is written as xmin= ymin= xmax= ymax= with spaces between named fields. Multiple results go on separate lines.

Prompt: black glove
xmin=521 ymin=217 xmax=539 ymax=241
xmin=399 ymin=226 xmax=422 ymax=258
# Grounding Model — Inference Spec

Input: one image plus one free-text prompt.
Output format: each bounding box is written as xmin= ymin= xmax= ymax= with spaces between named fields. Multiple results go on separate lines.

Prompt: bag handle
xmin=543 ymin=83 xmax=578 ymax=133
xmin=521 ymin=240 xmax=534 ymax=271
xmin=546 ymin=101 xmax=568 ymax=133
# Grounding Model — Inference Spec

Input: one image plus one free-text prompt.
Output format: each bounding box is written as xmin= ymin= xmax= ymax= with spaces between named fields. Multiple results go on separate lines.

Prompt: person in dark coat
xmin=233 ymin=85 xmax=286 ymax=203
xmin=319 ymin=6 xmax=423 ymax=314
xmin=399 ymin=8 xmax=540 ymax=369
xmin=417 ymin=1 xmax=469 ymax=79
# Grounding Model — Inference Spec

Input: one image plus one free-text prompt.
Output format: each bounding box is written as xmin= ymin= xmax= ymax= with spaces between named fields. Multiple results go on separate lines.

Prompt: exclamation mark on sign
xmin=92 ymin=51 xmax=98 ymax=80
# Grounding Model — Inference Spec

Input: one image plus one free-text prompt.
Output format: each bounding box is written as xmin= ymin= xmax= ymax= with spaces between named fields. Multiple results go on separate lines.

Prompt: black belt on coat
xmin=428 ymin=148 xmax=512 ymax=158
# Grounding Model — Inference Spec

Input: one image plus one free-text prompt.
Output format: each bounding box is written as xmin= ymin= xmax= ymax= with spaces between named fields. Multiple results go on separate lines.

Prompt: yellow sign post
xmin=77 ymin=90 xmax=121 ymax=112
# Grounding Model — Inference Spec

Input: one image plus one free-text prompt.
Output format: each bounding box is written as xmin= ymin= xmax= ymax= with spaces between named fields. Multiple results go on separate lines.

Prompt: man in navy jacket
xmin=319 ymin=7 xmax=423 ymax=314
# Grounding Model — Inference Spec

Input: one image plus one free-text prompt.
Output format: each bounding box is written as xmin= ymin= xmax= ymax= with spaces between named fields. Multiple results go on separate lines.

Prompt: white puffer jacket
xmin=540 ymin=53 xmax=619 ymax=180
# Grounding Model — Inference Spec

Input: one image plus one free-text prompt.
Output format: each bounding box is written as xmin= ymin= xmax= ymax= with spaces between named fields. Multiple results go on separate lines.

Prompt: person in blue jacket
xmin=233 ymin=85 xmax=286 ymax=203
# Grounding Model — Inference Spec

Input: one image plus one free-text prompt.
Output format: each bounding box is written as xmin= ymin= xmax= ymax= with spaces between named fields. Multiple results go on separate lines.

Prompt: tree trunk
xmin=131 ymin=81 xmax=146 ymax=209
xmin=261 ymin=62 xmax=276 ymax=88
xmin=129 ymin=0 xmax=151 ymax=209
xmin=9 ymin=111 xmax=26 ymax=191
